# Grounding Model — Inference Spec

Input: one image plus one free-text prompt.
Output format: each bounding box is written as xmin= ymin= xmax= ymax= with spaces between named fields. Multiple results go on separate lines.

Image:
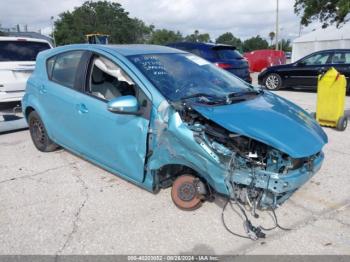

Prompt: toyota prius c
xmin=22 ymin=44 xmax=327 ymax=212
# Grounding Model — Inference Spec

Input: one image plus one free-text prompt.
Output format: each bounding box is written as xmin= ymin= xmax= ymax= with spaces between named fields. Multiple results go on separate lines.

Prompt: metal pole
xmin=275 ymin=0 xmax=279 ymax=50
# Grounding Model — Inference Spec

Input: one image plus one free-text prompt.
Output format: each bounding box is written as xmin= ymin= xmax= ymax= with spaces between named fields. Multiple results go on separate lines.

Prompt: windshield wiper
xmin=227 ymin=89 xmax=262 ymax=99
xmin=179 ymin=93 xmax=222 ymax=101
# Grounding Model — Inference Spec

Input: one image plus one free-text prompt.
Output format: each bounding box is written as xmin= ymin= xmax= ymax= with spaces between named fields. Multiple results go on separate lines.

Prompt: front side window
xmin=88 ymin=56 xmax=136 ymax=101
xmin=50 ymin=51 xmax=84 ymax=88
xmin=128 ymin=53 xmax=253 ymax=102
xmin=302 ymin=53 xmax=330 ymax=65
xmin=0 ymin=40 xmax=51 ymax=62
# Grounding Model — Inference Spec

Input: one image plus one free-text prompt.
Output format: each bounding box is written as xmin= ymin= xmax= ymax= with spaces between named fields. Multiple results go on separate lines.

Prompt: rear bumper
xmin=0 ymin=91 xmax=25 ymax=103
xmin=226 ymin=69 xmax=251 ymax=83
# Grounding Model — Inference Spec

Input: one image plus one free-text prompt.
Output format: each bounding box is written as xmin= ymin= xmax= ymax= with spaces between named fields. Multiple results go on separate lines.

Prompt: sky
xmin=0 ymin=0 xmax=319 ymax=41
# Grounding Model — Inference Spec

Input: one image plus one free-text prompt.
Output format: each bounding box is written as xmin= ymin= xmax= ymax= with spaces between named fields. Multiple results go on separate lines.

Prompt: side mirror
xmin=296 ymin=61 xmax=306 ymax=67
xmin=107 ymin=95 xmax=140 ymax=115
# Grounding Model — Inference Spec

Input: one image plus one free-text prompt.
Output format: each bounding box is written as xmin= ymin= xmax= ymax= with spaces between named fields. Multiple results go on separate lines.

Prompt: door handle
xmin=39 ymin=85 xmax=47 ymax=94
xmin=76 ymin=103 xmax=88 ymax=114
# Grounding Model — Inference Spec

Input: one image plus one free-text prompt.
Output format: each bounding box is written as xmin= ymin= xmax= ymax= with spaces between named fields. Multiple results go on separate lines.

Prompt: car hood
xmin=192 ymin=91 xmax=328 ymax=158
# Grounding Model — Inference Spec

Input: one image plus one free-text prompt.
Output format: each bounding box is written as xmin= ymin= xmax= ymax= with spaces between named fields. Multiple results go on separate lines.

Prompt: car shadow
xmin=0 ymin=101 xmax=21 ymax=111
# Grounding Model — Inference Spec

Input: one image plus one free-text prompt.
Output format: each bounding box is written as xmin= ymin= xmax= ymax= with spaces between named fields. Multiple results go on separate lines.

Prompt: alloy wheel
xmin=265 ymin=74 xmax=280 ymax=90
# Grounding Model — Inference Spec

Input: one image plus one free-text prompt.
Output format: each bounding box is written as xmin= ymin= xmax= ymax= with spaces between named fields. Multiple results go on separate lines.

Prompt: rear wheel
xmin=171 ymin=175 xmax=204 ymax=211
xmin=264 ymin=73 xmax=282 ymax=90
xmin=336 ymin=116 xmax=348 ymax=131
xmin=28 ymin=111 xmax=58 ymax=152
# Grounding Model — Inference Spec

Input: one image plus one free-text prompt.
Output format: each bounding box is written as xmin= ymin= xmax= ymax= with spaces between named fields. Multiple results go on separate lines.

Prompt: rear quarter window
xmin=0 ymin=41 xmax=51 ymax=62
xmin=48 ymin=51 xmax=84 ymax=89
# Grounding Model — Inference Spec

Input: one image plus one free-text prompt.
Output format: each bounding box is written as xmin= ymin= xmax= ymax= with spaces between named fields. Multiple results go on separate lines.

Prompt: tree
xmin=294 ymin=0 xmax=350 ymax=28
xmin=278 ymin=38 xmax=292 ymax=52
xmin=185 ymin=30 xmax=211 ymax=42
xmin=242 ymin=35 xmax=269 ymax=52
xmin=148 ymin=29 xmax=183 ymax=45
xmin=215 ymin=32 xmax=242 ymax=49
xmin=268 ymin=31 xmax=275 ymax=46
xmin=54 ymin=1 xmax=152 ymax=45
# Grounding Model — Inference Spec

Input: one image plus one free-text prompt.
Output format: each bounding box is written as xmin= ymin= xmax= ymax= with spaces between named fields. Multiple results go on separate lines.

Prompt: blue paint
xmin=193 ymin=91 xmax=328 ymax=158
xmin=22 ymin=44 xmax=328 ymax=208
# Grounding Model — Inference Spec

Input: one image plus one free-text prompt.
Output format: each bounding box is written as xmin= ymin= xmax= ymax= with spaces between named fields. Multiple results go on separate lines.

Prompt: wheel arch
xmin=25 ymin=106 xmax=36 ymax=120
xmin=153 ymin=163 xmax=216 ymax=193
xmin=263 ymin=72 xmax=283 ymax=90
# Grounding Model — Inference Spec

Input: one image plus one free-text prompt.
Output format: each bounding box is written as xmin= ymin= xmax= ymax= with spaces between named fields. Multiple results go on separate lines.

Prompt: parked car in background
xmin=23 ymin=44 xmax=327 ymax=213
xmin=0 ymin=36 xmax=52 ymax=103
xmin=167 ymin=42 xmax=251 ymax=83
xmin=244 ymin=49 xmax=286 ymax=72
xmin=258 ymin=49 xmax=350 ymax=92
xmin=285 ymin=51 xmax=292 ymax=60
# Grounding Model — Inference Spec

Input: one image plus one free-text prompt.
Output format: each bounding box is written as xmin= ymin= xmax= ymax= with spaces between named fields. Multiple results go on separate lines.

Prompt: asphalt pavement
xmin=0 ymin=89 xmax=349 ymax=255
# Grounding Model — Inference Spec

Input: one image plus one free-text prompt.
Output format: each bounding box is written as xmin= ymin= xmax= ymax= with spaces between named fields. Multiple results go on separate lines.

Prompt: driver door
xmin=288 ymin=52 xmax=332 ymax=88
xmin=73 ymin=52 xmax=151 ymax=183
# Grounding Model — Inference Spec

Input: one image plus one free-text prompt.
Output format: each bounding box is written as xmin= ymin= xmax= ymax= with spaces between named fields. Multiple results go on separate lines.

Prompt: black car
xmin=258 ymin=49 xmax=350 ymax=92
xmin=167 ymin=42 xmax=251 ymax=83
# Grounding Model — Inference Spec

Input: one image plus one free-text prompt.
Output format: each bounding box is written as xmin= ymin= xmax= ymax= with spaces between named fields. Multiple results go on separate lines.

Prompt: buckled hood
xmin=193 ymin=91 xmax=328 ymax=158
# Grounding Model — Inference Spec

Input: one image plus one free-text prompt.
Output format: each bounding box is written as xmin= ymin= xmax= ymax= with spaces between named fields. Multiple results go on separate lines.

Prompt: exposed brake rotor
xmin=171 ymin=175 xmax=203 ymax=210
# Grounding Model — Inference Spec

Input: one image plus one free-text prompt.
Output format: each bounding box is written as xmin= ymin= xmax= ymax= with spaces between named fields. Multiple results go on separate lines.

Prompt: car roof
xmin=0 ymin=36 xmax=51 ymax=44
xmin=168 ymin=42 xmax=234 ymax=49
xmin=100 ymin=44 xmax=187 ymax=56
xmin=312 ymin=49 xmax=350 ymax=53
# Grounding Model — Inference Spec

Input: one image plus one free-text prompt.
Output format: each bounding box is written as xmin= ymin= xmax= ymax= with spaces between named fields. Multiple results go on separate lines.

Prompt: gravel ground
xmin=0 ymin=87 xmax=349 ymax=255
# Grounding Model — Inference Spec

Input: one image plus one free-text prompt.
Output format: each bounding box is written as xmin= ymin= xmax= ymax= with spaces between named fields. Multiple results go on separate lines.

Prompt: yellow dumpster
xmin=316 ymin=67 xmax=347 ymax=131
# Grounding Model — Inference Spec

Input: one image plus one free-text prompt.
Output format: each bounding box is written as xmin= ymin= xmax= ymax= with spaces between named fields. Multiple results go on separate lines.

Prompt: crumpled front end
xmin=146 ymin=97 xmax=326 ymax=210
xmin=182 ymin=110 xmax=325 ymax=209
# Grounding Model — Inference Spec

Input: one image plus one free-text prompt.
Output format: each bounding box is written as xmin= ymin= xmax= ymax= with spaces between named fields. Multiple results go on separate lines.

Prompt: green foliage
xmin=54 ymin=1 xmax=152 ymax=45
xmin=242 ymin=35 xmax=269 ymax=52
xmin=279 ymin=39 xmax=292 ymax=52
xmin=294 ymin=0 xmax=350 ymax=28
xmin=215 ymin=32 xmax=242 ymax=49
xmin=185 ymin=30 xmax=211 ymax=43
xmin=0 ymin=31 xmax=8 ymax=36
xmin=148 ymin=29 xmax=183 ymax=45
xmin=268 ymin=31 xmax=275 ymax=46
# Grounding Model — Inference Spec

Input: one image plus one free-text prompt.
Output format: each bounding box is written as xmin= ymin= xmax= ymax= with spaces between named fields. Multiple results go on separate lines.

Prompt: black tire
xmin=263 ymin=73 xmax=282 ymax=91
xmin=336 ymin=116 xmax=348 ymax=131
xmin=28 ymin=111 xmax=58 ymax=152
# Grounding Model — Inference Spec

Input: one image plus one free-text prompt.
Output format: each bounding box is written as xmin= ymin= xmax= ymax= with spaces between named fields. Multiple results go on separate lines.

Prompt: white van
xmin=0 ymin=37 xmax=52 ymax=103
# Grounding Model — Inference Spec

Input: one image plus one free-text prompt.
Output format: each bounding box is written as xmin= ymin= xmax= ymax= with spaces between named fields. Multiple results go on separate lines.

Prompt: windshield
xmin=128 ymin=53 xmax=253 ymax=102
xmin=0 ymin=41 xmax=51 ymax=62
xmin=215 ymin=48 xmax=243 ymax=60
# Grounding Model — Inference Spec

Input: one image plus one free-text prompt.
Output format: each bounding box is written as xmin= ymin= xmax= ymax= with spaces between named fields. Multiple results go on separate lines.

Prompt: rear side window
xmin=0 ymin=41 xmax=51 ymax=62
xmin=331 ymin=52 xmax=350 ymax=64
xmin=49 ymin=51 xmax=84 ymax=88
xmin=215 ymin=48 xmax=243 ymax=60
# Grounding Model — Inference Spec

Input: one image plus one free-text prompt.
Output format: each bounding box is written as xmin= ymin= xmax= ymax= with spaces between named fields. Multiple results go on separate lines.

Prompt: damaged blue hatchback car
xmin=23 ymin=44 xmax=327 ymax=211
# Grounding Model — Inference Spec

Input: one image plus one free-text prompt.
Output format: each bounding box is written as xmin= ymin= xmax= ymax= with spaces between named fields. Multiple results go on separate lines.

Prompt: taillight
xmin=215 ymin=63 xmax=232 ymax=69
